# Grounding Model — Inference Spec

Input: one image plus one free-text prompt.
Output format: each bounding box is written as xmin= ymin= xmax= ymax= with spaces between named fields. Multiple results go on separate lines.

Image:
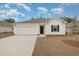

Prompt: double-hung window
xmin=51 ymin=25 xmax=59 ymax=32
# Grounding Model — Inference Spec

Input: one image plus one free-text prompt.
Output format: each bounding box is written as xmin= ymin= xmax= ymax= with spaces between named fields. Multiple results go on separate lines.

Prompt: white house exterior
xmin=14 ymin=18 xmax=67 ymax=35
xmin=45 ymin=19 xmax=66 ymax=35
xmin=14 ymin=23 xmax=40 ymax=34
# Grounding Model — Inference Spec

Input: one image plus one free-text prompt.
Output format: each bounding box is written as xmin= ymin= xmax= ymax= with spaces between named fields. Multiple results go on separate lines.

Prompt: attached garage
xmin=14 ymin=23 xmax=39 ymax=35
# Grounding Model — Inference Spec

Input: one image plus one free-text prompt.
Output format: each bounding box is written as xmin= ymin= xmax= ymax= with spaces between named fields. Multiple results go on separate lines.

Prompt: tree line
xmin=3 ymin=18 xmax=15 ymax=23
xmin=0 ymin=17 xmax=77 ymax=23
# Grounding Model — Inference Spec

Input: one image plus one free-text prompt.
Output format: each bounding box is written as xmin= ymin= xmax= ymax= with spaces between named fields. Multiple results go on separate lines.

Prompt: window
xmin=51 ymin=25 xmax=59 ymax=32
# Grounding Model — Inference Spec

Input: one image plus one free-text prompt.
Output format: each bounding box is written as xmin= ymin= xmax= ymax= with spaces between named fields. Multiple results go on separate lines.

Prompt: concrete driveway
xmin=0 ymin=34 xmax=37 ymax=56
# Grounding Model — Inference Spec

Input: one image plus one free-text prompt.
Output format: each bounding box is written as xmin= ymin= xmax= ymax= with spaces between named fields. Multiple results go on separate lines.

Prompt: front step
xmin=37 ymin=34 xmax=46 ymax=37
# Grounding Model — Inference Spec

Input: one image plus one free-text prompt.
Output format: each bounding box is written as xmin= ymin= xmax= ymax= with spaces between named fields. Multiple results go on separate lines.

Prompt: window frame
xmin=51 ymin=25 xmax=59 ymax=32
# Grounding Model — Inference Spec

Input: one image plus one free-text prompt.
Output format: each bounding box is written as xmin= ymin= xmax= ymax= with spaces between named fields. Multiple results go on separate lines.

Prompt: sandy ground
xmin=0 ymin=32 xmax=13 ymax=39
xmin=32 ymin=35 xmax=79 ymax=56
xmin=0 ymin=34 xmax=37 ymax=56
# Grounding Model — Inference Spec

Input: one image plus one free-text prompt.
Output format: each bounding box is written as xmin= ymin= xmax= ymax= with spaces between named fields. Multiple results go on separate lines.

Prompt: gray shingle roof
xmin=26 ymin=19 xmax=48 ymax=23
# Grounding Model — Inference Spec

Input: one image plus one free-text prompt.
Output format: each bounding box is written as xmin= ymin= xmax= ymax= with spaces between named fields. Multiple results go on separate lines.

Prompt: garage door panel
xmin=14 ymin=26 xmax=39 ymax=34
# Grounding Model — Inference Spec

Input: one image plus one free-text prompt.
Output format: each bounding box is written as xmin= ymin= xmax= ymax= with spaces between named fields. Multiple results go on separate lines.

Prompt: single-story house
xmin=0 ymin=22 xmax=13 ymax=33
xmin=14 ymin=18 xmax=67 ymax=35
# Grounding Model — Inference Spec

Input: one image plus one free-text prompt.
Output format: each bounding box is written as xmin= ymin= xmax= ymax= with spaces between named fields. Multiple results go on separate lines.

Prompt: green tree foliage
xmin=61 ymin=17 xmax=77 ymax=23
xmin=60 ymin=17 xmax=73 ymax=23
xmin=4 ymin=18 xmax=15 ymax=23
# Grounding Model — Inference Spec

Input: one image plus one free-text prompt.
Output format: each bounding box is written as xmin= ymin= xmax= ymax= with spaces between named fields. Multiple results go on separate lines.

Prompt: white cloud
xmin=0 ymin=5 xmax=4 ymax=8
xmin=37 ymin=7 xmax=48 ymax=13
xmin=12 ymin=17 xmax=19 ymax=21
xmin=51 ymin=7 xmax=64 ymax=14
xmin=0 ymin=9 xmax=7 ymax=14
xmin=4 ymin=4 xmax=11 ymax=8
xmin=16 ymin=3 xmax=31 ymax=12
xmin=1 ymin=15 xmax=5 ymax=17
xmin=0 ymin=4 xmax=11 ymax=9
xmin=0 ymin=9 xmax=25 ymax=17
xmin=21 ymin=13 xmax=25 ymax=16
xmin=24 ymin=5 xmax=31 ymax=12
xmin=0 ymin=15 xmax=6 ymax=18
xmin=5 ymin=9 xmax=21 ymax=17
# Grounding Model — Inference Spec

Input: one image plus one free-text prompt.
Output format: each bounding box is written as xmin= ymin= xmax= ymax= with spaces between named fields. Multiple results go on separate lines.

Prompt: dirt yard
xmin=32 ymin=35 xmax=79 ymax=56
xmin=0 ymin=32 xmax=13 ymax=39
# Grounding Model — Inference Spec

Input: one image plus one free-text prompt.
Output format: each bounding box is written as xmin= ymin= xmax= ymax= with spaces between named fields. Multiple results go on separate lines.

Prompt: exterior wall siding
xmin=45 ymin=20 xmax=65 ymax=35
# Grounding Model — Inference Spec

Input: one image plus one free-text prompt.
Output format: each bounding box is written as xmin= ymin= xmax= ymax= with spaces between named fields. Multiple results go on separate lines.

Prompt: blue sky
xmin=0 ymin=3 xmax=79 ymax=22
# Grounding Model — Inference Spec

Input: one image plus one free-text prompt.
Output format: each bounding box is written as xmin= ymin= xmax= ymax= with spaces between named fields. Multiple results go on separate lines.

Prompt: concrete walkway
xmin=0 ymin=35 xmax=37 ymax=56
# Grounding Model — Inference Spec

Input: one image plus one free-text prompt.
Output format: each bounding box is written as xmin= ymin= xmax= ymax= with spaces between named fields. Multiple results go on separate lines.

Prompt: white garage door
xmin=14 ymin=26 xmax=39 ymax=34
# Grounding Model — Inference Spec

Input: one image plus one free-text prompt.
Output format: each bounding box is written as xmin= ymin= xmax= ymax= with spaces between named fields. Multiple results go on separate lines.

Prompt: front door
xmin=40 ymin=26 xmax=44 ymax=34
